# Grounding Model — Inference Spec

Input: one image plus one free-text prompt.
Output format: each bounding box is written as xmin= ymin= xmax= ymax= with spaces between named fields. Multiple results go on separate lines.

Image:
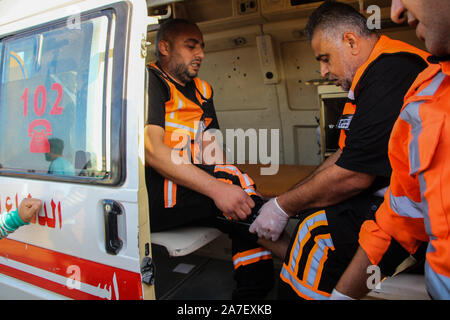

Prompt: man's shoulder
xmin=148 ymin=66 xmax=167 ymax=86
xmin=368 ymin=52 xmax=428 ymax=81
xmin=147 ymin=65 xmax=171 ymax=102
xmin=54 ymin=157 xmax=72 ymax=167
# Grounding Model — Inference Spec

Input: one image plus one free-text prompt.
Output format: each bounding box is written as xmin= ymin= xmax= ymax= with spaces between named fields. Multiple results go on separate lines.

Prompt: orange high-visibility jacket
xmin=359 ymin=60 xmax=450 ymax=299
xmin=338 ymin=36 xmax=430 ymax=149
xmin=149 ymin=63 xmax=214 ymax=208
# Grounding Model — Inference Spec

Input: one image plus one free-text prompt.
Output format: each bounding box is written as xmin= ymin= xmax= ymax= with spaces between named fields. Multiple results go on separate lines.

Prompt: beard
xmin=333 ymin=56 xmax=356 ymax=92
xmin=174 ymin=63 xmax=196 ymax=83
xmin=337 ymin=78 xmax=352 ymax=91
xmin=328 ymin=75 xmax=352 ymax=91
xmin=169 ymin=59 xmax=199 ymax=84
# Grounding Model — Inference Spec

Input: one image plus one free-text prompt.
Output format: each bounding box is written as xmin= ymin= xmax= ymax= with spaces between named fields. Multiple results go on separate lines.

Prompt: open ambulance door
xmin=0 ymin=0 xmax=154 ymax=300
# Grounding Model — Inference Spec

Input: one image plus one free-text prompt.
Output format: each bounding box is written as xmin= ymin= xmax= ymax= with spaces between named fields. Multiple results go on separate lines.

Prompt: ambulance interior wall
xmin=147 ymin=18 xmax=426 ymax=166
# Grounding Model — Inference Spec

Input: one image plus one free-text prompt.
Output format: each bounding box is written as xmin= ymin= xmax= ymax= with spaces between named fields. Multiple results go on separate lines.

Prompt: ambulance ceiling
xmin=147 ymin=0 xmax=396 ymax=34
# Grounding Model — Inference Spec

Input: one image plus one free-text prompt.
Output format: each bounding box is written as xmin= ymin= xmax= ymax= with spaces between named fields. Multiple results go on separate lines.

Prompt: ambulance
xmin=0 ymin=0 xmax=430 ymax=300
xmin=0 ymin=0 xmax=155 ymax=300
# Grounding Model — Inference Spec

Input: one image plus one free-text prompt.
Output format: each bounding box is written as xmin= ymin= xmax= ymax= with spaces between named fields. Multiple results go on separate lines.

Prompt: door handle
xmin=103 ymin=200 xmax=123 ymax=255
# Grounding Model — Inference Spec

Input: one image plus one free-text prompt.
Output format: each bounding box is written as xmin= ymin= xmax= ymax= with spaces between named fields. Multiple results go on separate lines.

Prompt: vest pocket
xmin=409 ymin=113 xmax=444 ymax=176
xmin=414 ymin=113 xmax=448 ymax=239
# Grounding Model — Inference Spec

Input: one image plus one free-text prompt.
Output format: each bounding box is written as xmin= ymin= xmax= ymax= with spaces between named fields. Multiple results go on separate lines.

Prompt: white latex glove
xmin=330 ymin=289 xmax=355 ymax=300
xmin=249 ymin=197 xmax=289 ymax=241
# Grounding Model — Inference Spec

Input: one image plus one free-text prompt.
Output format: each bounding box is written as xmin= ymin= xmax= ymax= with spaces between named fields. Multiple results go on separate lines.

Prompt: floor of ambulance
xmin=152 ymin=244 xmax=281 ymax=300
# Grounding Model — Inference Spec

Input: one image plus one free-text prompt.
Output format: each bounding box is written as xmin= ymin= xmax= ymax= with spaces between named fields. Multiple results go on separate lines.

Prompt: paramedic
xmin=144 ymin=19 xmax=279 ymax=299
xmin=333 ymin=0 xmax=450 ymax=300
xmin=249 ymin=1 xmax=429 ymax=299
xmin=0 ymin=198 xmax=42 ymax=239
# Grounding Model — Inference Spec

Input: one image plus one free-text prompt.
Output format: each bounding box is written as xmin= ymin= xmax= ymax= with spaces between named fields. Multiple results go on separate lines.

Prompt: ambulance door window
xmin=0 ymin=11 xmax=119 ymax=182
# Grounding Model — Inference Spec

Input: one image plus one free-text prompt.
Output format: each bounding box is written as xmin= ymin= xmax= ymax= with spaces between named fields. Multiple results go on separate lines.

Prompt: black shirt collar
xmin=427 ymin=55 xmax=450 ymax=64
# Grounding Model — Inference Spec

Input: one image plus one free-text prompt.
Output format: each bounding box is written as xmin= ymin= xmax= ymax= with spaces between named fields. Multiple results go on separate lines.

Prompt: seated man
xmin=144 ymin=19 xmax=282 ymax=299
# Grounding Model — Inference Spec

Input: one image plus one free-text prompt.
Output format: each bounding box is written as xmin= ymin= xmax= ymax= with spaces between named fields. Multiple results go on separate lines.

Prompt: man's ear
xmin=158 ymin=40 xmax=170 ymax=58
xmin=343 ymin=32 xmax=360 ymax=55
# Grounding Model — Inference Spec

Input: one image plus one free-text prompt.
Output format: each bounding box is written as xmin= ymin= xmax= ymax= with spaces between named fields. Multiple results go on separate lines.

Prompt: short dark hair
xmin=305 ymin=1 xmax=377 ymax=41
xmin=155 ymin=19 xmax=200 ymax=60
xmin=49 ymin=138 xmax=64 ymax=155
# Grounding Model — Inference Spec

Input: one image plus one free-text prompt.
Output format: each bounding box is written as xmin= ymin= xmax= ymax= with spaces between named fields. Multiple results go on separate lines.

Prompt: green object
xmin=4 ymin=209 xmax=28 ymax=230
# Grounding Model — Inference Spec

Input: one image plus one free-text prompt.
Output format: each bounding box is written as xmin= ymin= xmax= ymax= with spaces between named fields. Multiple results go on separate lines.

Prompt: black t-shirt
xmin=335 ymin=53 xmax=428 ymax=190
xmin=146 ymin=65 xmax=220 ymax=130
xmin=146 ymin=65 xmax=220 ymax=210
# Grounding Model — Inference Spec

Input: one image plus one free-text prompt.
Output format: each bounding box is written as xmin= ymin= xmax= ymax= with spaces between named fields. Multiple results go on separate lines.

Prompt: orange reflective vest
xmin=359 ymin=60 xmax=450 ymax=299
xmin=150 ymin=63 xmax=214 ymax=208
xmin=338 ymin=36 xmax=430 ymax=149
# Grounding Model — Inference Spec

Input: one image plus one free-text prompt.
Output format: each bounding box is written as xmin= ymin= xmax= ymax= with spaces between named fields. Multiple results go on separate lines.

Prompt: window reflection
xmin=45 ymin=138 xmax=75 ymax=176
xmin=0 ymin=14 xmax=112 ymax=179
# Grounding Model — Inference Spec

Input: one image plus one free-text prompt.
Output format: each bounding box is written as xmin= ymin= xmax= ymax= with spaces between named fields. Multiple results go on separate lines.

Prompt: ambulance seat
xmin=151 ymin=227 xmax=222 ymax=257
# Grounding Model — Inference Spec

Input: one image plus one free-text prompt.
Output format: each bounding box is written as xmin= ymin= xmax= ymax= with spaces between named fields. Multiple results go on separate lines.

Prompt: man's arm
xmin=334 ymin=246 xmax=377 ymax=299
xmin=0 ymin=198 xmax=41 ymax=239
xmin=145 ymin=124 xmax=254 ymax=220
xmin=249 ymin=151 xmax=374 ymax=240
xmin=277 ymin=157 xmax=375 ymax=216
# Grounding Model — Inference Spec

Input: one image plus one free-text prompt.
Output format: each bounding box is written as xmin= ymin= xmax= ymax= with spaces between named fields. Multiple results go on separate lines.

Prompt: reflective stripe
xmin=373 ymin=186 xmax=388 ymax=198
xmin=417 ymin=72 xmax=446 ymax=97
xmin=201 ymin=80 xmax=207 ymax=96
xmin=400 ymin=100 xmax=423 ymax=175
xmin=170 ymin=99 xmax=183 ymax=119
xmin=244 ymin=187 xmax=257 ymax=195
xmin=305 ymin=235 xmax=334 ymax=288
xmin=167 ymin=180 xmax=173 ymax=208
xmin=399 ymin=106 xmax=433 ymax=227
xmin=418 ymin=172 xmax=433 ymax=237
xmin=193 ymin=78 xmax=212 ymax=103
xmin=347 ymin=89 xmax=355 ymax=100
xmin=164 ymin=179 xmax=177 ymax=208
xmin=241 ymin=173 xmax=253 ymax=189
xmin=425 ymin=260 xmax=450 ymax=299
xmin=389 ymin=190 xmax=424 ymax=219
xmin=288 ymin=211 xmax=327 ymax=274
xmin=165 ymin=121 xmax=196 ymax=134
xmin=280 ymin=211 xmax=334 ymax=300
xmin=214 ymin=165 xmax=253 ymax=188
xmin=233 ymin=248 xmax=272 ymax=269
xmin=280 ymin=267 xmax=330 ymax=300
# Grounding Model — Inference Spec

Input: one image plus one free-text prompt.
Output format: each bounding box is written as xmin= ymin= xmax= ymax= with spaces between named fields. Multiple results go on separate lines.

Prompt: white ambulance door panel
xmin=0 ymin=2 xmax=146 ymax=300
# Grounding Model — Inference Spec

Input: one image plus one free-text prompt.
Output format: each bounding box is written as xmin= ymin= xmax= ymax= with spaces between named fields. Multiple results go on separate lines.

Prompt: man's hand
xmin=210 ymin=182 xmax=255 ymax=221
xmin=18 ymin=198 xmax=42 ymax=223
xmin=249 ymin=197 xmax=289 ymax=241
xmin=145 ymin=124 xmax=256 ymax=221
